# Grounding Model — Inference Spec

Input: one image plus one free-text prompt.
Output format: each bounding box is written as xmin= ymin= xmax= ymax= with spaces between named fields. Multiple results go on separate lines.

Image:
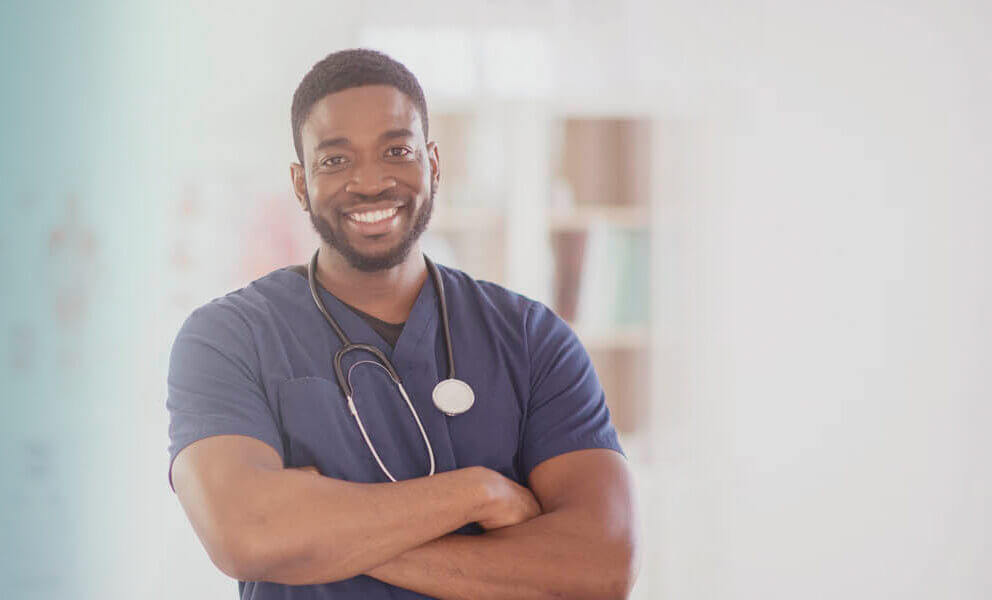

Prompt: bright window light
xmin=482 ymin=29 xmax=552 ymax=99
xmin=359 ymin=27 xmax=478 ymax=99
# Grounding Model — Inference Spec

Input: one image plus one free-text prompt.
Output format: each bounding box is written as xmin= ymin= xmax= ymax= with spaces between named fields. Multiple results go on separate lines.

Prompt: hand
xmin=290 ymin=464 xmax=540 ymax=530
xmin=475 ymin=469 xmax=542 ymax=531
xmin=291 ymin=465 xmax=321 ymax=476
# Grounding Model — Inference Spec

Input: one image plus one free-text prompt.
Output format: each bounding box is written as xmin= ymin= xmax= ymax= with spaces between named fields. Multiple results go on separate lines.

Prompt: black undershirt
xmin=287 ymin=264 xmax=406 ymax=348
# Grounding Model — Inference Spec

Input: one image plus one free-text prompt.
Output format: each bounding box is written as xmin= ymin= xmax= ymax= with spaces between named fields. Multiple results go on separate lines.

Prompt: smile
xmin=347 ymin=206 xmax=399 ymax=224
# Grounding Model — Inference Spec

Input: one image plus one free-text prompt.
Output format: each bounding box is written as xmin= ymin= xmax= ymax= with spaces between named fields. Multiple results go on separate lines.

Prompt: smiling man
xmin=166 ymin=48 xmax=639 ymax=599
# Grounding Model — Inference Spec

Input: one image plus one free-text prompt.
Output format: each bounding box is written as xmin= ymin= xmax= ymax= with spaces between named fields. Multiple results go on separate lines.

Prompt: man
xmin=167 ymin=48 xmax=639 ymax=599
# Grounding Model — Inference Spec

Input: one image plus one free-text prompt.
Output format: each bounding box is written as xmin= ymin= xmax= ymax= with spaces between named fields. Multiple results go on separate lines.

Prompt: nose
xmin=344 ymin=160 xmax=397 ymax=197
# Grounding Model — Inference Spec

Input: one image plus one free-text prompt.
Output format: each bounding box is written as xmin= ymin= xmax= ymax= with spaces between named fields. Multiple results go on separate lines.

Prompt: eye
xmin=321 ymin=155 xmax=348 ymax=168
xmin=384 ymin=146 xmax=413 ymax=159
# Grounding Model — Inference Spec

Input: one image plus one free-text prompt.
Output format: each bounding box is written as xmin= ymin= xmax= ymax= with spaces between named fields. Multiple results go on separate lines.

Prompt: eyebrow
xmin=314 ymin=136 xmax=349 ymax=151
xmin=313 ymin=128 xmax=416 ymax=152
xmin=380 ymin=128 xmax=415 ymax=141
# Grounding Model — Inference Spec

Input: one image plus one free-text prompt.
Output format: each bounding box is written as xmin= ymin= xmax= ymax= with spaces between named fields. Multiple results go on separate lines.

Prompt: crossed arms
xmin=171 ymin=434 xmax=639 ymax=599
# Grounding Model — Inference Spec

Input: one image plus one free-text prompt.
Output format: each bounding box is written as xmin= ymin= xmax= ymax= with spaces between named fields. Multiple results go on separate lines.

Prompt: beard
xmin=307 ymin=180 xmax=436 ymax=272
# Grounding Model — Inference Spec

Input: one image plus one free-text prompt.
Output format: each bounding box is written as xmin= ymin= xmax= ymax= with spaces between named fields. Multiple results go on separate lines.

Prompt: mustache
xmin=352 ymin=188 xmax=403 ymax=202
xmin=339 ymin=189 xmax=409 ymax=209
xmin=303 ymin=188 xmax=408 ymax=206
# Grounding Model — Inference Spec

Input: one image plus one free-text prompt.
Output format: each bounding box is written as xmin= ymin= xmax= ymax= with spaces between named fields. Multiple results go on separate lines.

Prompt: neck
xmin=314 ymin=242 xmax=428 ymax=324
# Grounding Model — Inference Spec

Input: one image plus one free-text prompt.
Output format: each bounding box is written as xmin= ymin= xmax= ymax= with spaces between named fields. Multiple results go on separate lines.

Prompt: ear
xmin=290 ymin=163 xmax=309 ymax=211
xmin=426 ymin=141 xmax=440 ymax=189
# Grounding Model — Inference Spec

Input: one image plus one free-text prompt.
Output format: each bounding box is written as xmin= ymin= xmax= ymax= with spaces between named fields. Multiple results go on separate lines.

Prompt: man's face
xmin=293 ymin=85 xmax=438 ymax=272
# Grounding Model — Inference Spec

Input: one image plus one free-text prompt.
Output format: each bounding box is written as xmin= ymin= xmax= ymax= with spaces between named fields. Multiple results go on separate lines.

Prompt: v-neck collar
xmin=281 ymin=261 xmax=440 ymax=363
xmin=392 ymin=266 xmax=439 ymax=368
xmin=277 ymin=261 xmax=458 ymax=478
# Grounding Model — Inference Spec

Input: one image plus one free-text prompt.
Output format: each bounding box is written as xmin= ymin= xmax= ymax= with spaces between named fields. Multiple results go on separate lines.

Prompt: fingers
xmin=291 ymin=465 xmax=321 ymax=475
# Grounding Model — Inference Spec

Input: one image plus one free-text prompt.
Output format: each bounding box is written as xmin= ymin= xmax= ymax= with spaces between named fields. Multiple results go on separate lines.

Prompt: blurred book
xmin=615 ymin=228 xmax=649 ymax=327
xmin=567 ymin=224 xmax=649 ymax=333
xmin=551 ymin=230 xmax=587 ymax=322
xmin=559 ymin=118 xmax=651 ymax=208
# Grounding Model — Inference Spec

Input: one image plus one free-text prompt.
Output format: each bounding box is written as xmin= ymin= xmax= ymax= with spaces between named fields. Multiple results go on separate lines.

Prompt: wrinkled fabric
xmin=166 ymin=261 xmax=624 ymax=599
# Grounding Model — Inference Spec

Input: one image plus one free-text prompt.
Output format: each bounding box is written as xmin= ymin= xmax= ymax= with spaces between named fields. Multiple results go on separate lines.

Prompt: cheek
xmin=403 ymin=152 xmax=432 ymax=189
xmin=382 ymin=166 xmax=429 ymax=199
xmin=409 ymin=161 xmax=433 ymax=194
xmin=309 ymin=180 xmax=347 ymax=209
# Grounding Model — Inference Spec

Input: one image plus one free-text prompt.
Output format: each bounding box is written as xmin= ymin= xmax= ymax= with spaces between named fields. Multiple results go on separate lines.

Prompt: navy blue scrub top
xmin=166 ymin=260 xmax=624 ymax=599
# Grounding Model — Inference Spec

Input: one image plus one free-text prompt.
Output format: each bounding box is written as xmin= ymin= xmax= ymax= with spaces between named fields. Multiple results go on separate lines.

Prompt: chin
xmin=342 ymin=244 xmax=415 ymax=272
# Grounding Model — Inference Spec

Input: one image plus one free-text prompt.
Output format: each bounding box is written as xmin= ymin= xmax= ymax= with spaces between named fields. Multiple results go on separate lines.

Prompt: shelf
xmin=430 ymin=207 xmax=505 ymax=234
xmin=423 ymin=110 xmax=655 ymax=444
xmin=549 ymin=205 xmax=650 ymax=231
xmin=571 ymin=325 xmax=649 ymax=350
xmin=433 ymin=203 xmax=649 ymax=232
xmin=556 ymin=118 xmax=652 ymax=210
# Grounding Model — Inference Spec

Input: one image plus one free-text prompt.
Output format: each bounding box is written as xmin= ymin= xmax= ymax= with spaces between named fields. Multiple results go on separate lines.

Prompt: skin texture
xmin=171 ymin=84 xmax=640 ymax=598
xmin=171 ymin=435 xmax=541 ymax=584
xmin=351 ymin=449 xmax=638 ymax=599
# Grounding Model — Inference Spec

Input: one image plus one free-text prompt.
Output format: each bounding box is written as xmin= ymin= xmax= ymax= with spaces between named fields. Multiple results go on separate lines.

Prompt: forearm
xmin=229 ymin=466 xmax=489 ymax=585
xmin=365 ymin=505 xmax=637 ymax=600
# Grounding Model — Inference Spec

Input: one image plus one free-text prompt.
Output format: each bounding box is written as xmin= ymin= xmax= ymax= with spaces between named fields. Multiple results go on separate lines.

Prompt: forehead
xmin=300 ymin=85 xmax=424 ymax=150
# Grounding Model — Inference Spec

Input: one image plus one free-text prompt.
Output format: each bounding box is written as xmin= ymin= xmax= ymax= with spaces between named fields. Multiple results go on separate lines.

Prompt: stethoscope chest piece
xmin=432 ymin=378 xmax=475 ymax=416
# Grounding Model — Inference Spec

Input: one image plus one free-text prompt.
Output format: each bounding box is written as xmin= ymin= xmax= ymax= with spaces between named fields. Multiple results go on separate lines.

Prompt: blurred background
xmin=2 ymin=0 xmax=990 ymax=598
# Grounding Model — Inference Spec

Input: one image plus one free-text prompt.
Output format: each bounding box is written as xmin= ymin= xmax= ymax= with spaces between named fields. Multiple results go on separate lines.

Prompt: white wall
xmin=642 ymin=1 xmax=992 ymax=597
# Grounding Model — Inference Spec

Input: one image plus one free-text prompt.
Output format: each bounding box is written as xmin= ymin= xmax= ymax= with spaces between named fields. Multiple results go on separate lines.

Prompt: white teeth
xmin=349 ymin=207 xmax=398 ymax=224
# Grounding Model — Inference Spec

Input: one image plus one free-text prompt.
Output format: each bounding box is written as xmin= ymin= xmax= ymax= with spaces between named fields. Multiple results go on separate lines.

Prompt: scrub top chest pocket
xmin=277 ymin=373 xmax=446 ymax=483
xmin=277 ymin=371 xmax=525 ymax=485
xmin=277 ymin=376 xmax=385 ymax=483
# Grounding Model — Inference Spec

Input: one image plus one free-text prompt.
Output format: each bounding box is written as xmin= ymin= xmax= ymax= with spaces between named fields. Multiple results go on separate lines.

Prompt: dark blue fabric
xmin=166 ymin=262 xmax=624 ymax=599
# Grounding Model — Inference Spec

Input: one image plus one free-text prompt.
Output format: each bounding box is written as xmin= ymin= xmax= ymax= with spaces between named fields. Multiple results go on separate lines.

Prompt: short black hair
xmin=291 ymin=48 xmax=429 ymax=165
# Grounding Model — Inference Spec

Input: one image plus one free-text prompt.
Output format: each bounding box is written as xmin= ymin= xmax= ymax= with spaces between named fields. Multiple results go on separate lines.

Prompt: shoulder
xmin=432 ymin=262 xmax=544 ymax=321
xmin=174 ymin=266 xmax=308 ymax=346
xmin=432 ymin=262 xmax=570 ymax=348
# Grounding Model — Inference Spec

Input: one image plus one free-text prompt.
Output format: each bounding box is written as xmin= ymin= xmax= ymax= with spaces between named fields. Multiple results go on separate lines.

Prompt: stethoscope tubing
xmin=345 ymin=360 xmax=436 ymax=481
xmin=306 ymin=248 xmax=456 ymax=482
xmin=308 ymin=249 xmax=454 ymax=395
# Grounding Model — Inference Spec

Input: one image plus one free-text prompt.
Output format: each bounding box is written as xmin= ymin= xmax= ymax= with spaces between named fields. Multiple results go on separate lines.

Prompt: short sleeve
xmin=518 ymin=302 xmax=625 ymax=479
xmin=166 ymin=303 xmax=285 ymax=492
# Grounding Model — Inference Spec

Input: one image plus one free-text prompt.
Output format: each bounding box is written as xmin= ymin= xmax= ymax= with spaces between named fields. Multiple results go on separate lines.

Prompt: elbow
xmin=205 ymin=530 xmax=269 ymax=582
xmin=618 ymin=535 xmax=641 ymax=599
xmin=542 ymin=537 xmax=639 ymax=600
xmin=205 ymin=526 xmax=294 ymax=583
xmin=209 ymin=529 xmax=357 ymax=585
xmin=213 ymin=554 xmax=254 ymax=583
xmin=595 ymin=538 xmax=640 ymax=600
xmin=613 ymin=550 xmax=639 ymax=600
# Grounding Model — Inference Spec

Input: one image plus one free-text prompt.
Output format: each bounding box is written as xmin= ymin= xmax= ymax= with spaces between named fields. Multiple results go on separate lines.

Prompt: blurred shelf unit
xmin=549 ymin=205 xmax=650 ymax=231
xmin=573 ymin=325 xmax=648 ymax=351
xmin=426 ymin=112 xmax=509 ymax=283
xmin=552 ymin=117 xmax=652 ymax=441
xmin=427 ymin=109 xmax=654 ymax=446
xmin=430 ymin=206 xmax=506 ymax=234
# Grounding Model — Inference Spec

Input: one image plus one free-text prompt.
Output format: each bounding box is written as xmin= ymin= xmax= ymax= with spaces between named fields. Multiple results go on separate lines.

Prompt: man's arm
xmin=364 ymin=449 xmax=640 ymax=600
xmin=170 ymin=434 xmax=540 ymax=585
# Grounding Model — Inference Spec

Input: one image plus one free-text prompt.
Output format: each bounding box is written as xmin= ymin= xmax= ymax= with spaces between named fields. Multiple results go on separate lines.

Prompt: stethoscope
xmin=307 ymin=248 xmax=475 ymax=482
